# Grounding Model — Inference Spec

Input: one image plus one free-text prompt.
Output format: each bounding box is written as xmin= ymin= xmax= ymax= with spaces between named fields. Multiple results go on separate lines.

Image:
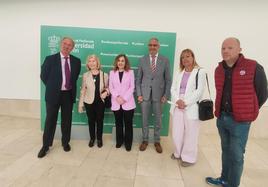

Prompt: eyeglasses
xmin=148 ymin=44 xmax=158 ymax=47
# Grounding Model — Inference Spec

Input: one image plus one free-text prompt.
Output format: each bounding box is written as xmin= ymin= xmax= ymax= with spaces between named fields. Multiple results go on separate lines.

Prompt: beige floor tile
xmin=86 ymin=143 xmax=112 ymax=160
xmin=100 ymin=150 xmax=137 ymax=179
xmin=160 ymin=136 xmax=176 ymax=153
xmin=0 ymin=129 xmax=30 ymax=149
xmin=0 ymin=128 xmax=19 ymax=137
xmin=0 ymin=176 xmax=13 ymax=187
xmin=28 ymin=164 xmax=79 ymax=187
xmin=43 ymin=140 xmax=90 ymax=166
xmin=66 ymin=176 xmax=96 ymax=187
xmin=94 ymin=176 xmax=134 ymax=187
xmin=0 ymin=152 xmax=19 ymax=171
xmin=68 ymin=157 xmax=106 ymax=187
xmin=0 ymin=115 xmax=268 ymax=187
xmin=254 ymin=138 xmax=268 ymax=151
xmin=242 ymin=168 xmax=268 ymax=187
xmin=10 ymin=159 xmax=53 ymax=187
xmin=136 ymin=148 xmax=182 ymax=179
xmin=244 ymin=140 xmax=268 ymax=170
xmin=0 ymin=117 xmax=39 ymax=130
xmin=134 ymin=175 xmax=184 ymax=187
xmin=73 ymin=157 xmax=105 ymax=179
xmin=0 ymin=134 xmax=40 ymax=156
xmin=179 ymin=150 xmax=215 ymax=187
xmin=198 ymin=133 xmax=220 ymax=147
xmin=0 ymin=146 xmax=40 ymax=185
xmin=201 ymin=146 xmax=221 ymax=176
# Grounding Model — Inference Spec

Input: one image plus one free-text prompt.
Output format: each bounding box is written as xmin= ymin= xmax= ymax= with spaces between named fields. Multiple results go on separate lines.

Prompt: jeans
xmin=217 ymin=112 xmax=251 ymax=187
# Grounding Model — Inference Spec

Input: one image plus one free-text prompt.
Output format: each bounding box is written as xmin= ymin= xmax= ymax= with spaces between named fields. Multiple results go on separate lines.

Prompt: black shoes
xmin=116 ymin=142 xmax=131 ymax=151
xmin=88 ymin=139 xmax=102 ymax=148
xmin=38 ymin=144 xmax=70 ymax=158
xmin=88 ymin=139 xmax=95 ymax=147
xmin=97 ymin=140 xmax=103 ymax=148
xmin=125 ymin=146 xmax=131 ymax=152
xmin=63 ymin=144 xmax=71 ymax=152
xmin=116 ymin=143 xmax=122 ymax=148
xmin=37 ymin=146 xmax=49 ymax=158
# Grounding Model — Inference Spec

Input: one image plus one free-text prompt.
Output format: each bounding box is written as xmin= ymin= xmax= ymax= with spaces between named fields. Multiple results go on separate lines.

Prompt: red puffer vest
xmin=215 ymin=54 xmax=259 ymax=122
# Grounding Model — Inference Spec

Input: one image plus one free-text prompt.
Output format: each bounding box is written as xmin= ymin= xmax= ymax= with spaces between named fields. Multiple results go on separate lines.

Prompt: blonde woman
xmin=170 ymin=49 xmax=206 ymax=166
xmin=78 ymin=55 xmax=109 ymax=148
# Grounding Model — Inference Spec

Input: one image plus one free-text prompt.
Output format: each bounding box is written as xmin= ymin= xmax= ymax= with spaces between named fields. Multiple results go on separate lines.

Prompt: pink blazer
xmin=109 ymin=70 xmax=136 ymax=111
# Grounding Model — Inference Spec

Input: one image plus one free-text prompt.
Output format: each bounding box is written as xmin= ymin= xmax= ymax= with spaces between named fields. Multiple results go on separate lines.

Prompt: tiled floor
xmin=0 ymin=115 xmax=267 ymax=187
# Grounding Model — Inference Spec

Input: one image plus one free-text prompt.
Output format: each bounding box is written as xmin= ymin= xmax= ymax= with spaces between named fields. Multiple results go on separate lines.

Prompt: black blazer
xmin=41 ymin=52 xmax=81 ymax=104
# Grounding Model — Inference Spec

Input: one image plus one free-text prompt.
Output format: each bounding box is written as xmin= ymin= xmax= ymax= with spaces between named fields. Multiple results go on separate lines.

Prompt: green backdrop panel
xmin=41 ymin=25 xmax=176 ymax=136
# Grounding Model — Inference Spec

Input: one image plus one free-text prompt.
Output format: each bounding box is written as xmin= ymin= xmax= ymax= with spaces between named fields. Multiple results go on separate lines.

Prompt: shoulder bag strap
xmin=195 ymin=68 xmax=212 ymax=100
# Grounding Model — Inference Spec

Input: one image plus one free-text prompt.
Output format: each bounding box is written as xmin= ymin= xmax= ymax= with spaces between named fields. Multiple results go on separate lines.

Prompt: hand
xmin=101 ymin=91 xmax=108 ymax=99
xmin=161 ymin=96 xmax=167 ymax=103
xmin=176 ymin=99 xmax=186 ymax=109
xmin=116 ymin=96 xmax=125 ymax=105
xmin=78 ymin=106 xmax=84 ymax=113
xmin=137 ymin=96 xmax=143 ymax=103
xmin=104 ymin=88 xmax=110 ymax=95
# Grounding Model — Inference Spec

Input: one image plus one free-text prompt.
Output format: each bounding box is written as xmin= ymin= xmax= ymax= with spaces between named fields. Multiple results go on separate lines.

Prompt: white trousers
xmin=172 ymin=107 xmax=200 ymax=163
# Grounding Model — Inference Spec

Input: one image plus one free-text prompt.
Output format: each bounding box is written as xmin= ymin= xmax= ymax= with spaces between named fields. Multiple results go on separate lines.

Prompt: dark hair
xmin=113 ymin=54 xmax=131 ymax=71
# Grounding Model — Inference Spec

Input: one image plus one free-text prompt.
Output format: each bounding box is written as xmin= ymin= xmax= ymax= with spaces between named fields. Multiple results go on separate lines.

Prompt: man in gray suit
xmin=136 ymin=37 xmax=172 ymax=153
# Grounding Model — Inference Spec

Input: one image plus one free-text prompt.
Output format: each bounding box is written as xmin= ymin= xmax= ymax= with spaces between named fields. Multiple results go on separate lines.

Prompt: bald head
xmin=221 ymin=37 xmax=242 ymax=66
xmin=223 ymin=37 xmax=241 ymax=47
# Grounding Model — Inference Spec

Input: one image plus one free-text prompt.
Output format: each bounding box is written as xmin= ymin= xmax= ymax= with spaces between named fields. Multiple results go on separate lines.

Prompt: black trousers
xmin=113 ymin=107 xmax=134 ymax=148
xmin=43 ymin=90 xmax=73 ymax=148
xmin=84 ymin=100 xmax=105 ymax=141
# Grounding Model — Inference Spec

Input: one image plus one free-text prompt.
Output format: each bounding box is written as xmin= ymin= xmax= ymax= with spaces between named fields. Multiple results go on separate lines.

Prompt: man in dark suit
xmin=38 ymin=37 xmax=81 ymax=158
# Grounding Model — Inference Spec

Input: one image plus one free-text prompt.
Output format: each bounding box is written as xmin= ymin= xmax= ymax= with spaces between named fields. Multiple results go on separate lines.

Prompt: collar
xmin=222 ymin=54 xmax=244 ymax=70
xmin=150 ymin=53 xmax=159 ymax=58
xmin=60 ymin=52 xmax=70 ymax=59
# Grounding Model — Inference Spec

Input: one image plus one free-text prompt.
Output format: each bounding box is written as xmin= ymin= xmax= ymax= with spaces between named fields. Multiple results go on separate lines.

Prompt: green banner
xmin=41 ymin=25 xmax=176 ymax=136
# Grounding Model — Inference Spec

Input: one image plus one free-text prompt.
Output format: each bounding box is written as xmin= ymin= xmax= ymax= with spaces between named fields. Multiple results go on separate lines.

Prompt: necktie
xmin=151 ymin=55 xmax=156 ymax=73
xmin=64 ymin=56 xmax=71 ymax=90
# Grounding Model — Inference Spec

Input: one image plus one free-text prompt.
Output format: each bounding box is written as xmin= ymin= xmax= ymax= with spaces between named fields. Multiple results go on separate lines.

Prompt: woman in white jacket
xmin=170 ymin=49 xmax=206 ymax=167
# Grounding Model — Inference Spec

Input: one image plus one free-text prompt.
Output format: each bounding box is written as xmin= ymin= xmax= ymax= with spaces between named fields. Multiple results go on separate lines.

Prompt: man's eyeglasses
xmin=148 ymin=44 xmax=158 ymax=47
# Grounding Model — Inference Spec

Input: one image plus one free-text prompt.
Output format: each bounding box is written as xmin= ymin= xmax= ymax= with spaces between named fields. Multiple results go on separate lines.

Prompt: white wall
xmin=0 ymin=0 xmax=267 ymax=102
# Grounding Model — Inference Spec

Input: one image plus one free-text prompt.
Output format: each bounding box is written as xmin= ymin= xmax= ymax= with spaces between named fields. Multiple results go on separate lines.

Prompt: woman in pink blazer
xmin=109 ymin=54 xmax=136 ymax=151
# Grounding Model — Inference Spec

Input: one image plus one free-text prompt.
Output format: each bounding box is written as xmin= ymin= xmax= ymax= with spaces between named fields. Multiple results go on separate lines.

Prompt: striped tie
xmin=151 ymin=55 xmax=156 ymax=73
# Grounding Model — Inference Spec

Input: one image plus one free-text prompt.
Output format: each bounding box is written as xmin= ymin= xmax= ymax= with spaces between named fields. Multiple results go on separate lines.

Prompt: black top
xmin=254 ymin=63 xmax=268 ymax=107
xmin=221 ymin=61 xmax=268 ymax=113
xmin=92 ymin=73 xmax=101 ymax=102
xmin=119 ymin=71 xmax=124 ymax=82
xmin=220 ymin=61 xmax=235 ymax=113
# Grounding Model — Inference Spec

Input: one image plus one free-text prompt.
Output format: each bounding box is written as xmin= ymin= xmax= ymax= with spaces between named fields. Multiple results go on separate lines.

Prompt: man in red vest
xmin=206 ymin=37 xmax=268 ymax=187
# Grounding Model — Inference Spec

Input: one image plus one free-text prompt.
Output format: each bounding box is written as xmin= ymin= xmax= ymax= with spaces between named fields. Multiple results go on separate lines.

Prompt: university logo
xmin=48 ymin=35 xmax=60 ymax=54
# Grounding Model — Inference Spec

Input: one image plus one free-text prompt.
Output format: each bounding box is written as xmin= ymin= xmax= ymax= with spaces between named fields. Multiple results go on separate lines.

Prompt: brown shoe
xmin=154 ymin=142 xmax=163 ymax=153
xmin=181 ymin=161 xmax=194 ymax=167
xmin=139 ymin=141 xmax=148 ymax=151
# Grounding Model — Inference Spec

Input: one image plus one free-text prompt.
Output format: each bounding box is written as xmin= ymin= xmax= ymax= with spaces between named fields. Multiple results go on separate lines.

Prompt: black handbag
xmin=196 ymin=69 xmax=214 ymax=121
xmin=102 ymin=72 xmax=111 ymax=108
